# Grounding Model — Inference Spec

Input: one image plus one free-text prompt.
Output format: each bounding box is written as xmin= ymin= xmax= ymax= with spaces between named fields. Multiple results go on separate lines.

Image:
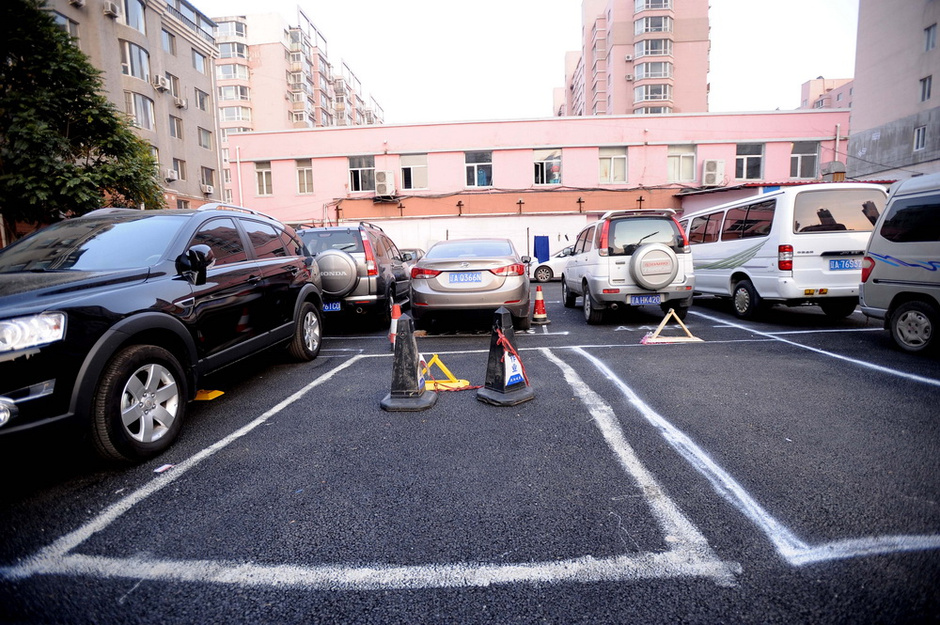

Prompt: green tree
xmin=0 ymin=0 xmax=165 ymax=234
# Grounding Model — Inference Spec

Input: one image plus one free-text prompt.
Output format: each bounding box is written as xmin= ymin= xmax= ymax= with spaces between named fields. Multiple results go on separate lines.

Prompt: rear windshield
xmin=606 ymin=217 xmax=683 ymax=256
xmin=792 ymin=189 xmax=885 ymax=234
xmin=300 ymin=230 xmax=363 ymax=255
xmin=878 ymin=194 xmax=940 ymax=242
xmin=425 ymin=240 xmax=514 ymax=259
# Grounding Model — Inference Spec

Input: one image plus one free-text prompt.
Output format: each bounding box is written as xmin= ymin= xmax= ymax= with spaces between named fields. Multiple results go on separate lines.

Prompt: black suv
xmin=297 ymin=222 xmax=411 ymax=326
xmin=0 ymin=204 xmax=323 ymax=462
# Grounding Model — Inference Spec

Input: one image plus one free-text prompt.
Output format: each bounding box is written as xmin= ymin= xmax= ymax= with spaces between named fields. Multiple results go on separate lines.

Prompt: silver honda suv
xmin=562 ymin=209 xmax=695 ymax=324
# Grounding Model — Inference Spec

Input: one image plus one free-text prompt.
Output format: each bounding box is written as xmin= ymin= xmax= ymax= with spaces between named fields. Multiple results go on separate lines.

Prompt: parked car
xmin=530 ymin=245 xmax=573 ymax=282
xmin=860 ymin=173 xmax=940 ymax=353
xmin=298 ymin=222 xmax=410 ymax=326
xmin=0 ymin=204 xmax=323 ymax=462
xmin=562 ymin=209 xmax=694 ymax=324
xmin=409 ymin=238 xmax=532 ymax=331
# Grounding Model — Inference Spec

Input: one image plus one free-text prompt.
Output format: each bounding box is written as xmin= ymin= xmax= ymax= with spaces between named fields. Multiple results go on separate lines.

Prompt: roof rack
xmin=600 ymin=208 xmax=676 ymax=220
xmin=198 ymin=202 xmax=277 ymax=221
xmin=359 ymin=221 xmax=385 ymax=233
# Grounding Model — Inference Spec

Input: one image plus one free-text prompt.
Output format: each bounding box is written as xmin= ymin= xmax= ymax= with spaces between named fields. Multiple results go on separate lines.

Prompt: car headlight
xmin=0 ymin=313 xmax=67 ymax=353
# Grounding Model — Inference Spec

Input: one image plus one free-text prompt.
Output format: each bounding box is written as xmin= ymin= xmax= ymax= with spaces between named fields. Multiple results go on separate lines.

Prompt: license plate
xmin=829 ymin=259 xmax=862 ymax=271
xmin=449 ymin=272 xmax=482 ymax=284
xmin=322 ymin=301 xmax=341 ymax=312
xmin=630 ymin=294 xmax=661 ymax=305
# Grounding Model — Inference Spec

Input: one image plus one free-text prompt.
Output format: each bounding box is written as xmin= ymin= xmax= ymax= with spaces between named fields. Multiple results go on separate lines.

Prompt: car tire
xmin=92 ymin=345 xmax=186 ymax=463
xmin=820 ymin=298 xmax=858 ymax=319
xmin=513 ymin=313 xmax=531 ymax=331
xmin=890 ymin=300 xmax=938 ymax=353
xmin=661 ymin=303 xmax=689 ymax=320
xmin=288 ymin=301 xmax=322 ymax=361
xmin=533 ymin=266 xmax=553 ymax=283
xmin=562 ymin=278 xmax=577 ymax=308
xmin=732 ymin=279 xmax=762 ymax=320
xmin=629 ymin=243 xmax=679 ymax=291
xmin=315 ymin=249 xmax=360 ymax=297
xmin=583 ymin=284 xmax=605 ymax=325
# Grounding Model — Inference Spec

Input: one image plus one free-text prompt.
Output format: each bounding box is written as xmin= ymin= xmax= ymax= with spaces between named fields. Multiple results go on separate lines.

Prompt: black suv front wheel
xmin=92 ymin=345 xmax=186 ymax=462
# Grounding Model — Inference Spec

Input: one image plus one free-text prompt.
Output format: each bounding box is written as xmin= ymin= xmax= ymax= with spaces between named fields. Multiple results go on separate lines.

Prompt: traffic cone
xmin=531 ymin=285 xmax=550 ymax=325
xmin=380 ymin=313 xmax=438 ymax=412
xmin=476 ymin=307 xmax=535 ymax=407
xmin=389 ymin=303 xmax=402 ymax=349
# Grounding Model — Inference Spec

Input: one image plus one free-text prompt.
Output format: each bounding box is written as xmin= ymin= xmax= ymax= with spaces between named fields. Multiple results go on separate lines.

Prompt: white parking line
xmin=572 ymin=346 xmax=940 ymax=566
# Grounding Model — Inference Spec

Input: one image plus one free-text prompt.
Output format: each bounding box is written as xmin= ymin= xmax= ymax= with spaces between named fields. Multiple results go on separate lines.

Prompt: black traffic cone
xmin=380 ymin=313 xmax=438 ymax=412
xmin=476 ymin=307 xmax=535 ymax=407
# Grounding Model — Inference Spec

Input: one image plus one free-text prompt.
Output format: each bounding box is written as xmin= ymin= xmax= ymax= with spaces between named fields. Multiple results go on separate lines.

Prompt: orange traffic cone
xmin=389 ymin=303 xmax=402 ymax=349
xmin=531 ymin=285 xmax=550 ymax=325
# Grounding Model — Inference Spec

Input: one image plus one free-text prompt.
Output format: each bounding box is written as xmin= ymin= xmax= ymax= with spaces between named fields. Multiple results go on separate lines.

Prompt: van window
xmin=721 ymin=200 xmax=775 ymax=240
xmin=688 ymin=213 xmax=721 ymax=244
xmin=879 ymin=195 xmax=940 ymax=242
xmin=792 ymin=189 xmax=883 ymax=233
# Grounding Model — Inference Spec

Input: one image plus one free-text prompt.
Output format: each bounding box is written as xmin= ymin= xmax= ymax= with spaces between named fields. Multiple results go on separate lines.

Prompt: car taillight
xmin=360 ymin=232 xmax=378 ymax=277
xmin=490 ymin=263 xmax=526 ymax=277
xmin=778 ymin=245 xmax=793 ymax=271
xmin=861 ymin=256 xmax=875 ymax=283
xmin=672 ymin=217 xmax=690 ymax=253
xmin=597 ymin=220 xmax=610 ymax=257
xmin=411 ymin=266 xmax=441 ymax=279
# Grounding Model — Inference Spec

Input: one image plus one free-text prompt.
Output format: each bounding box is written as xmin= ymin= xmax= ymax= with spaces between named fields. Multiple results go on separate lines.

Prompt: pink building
xmin=557 ymin=0 xmax=709 ymax=117
xmin=800 ymin=78 xmax=853 ymax=110
xmin=226 ymin=110 xmax=851 ymax=255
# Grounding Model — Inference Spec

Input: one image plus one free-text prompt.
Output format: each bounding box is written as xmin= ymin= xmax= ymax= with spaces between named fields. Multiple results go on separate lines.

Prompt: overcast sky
xmin=194 ymin=0 xmax=859 ymax=124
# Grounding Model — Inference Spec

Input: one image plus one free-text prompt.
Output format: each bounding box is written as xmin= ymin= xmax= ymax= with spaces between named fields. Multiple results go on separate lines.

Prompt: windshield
xmin=792 ymin=189 xmax=885 ymax=234
xmin=301 ymin=230 xmax=363 ymax=255
xmin=608 ymin=217 xmax=682 ymax=255
xmin=425 ymin=239 xmax=515 ymax=259
xmin=0 ymin=215 xmax=188 ymax=272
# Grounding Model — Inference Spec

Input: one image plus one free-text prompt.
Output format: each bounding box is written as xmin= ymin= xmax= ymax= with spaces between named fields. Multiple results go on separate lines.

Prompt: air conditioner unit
xmin=69 ymin=0 xmax=86 ymax=7
xmin=702 ymin=159 xmax=725 ymax=187
xmin=174 ymin=97 xmax=188 ymax=109
xmin=201 ymin=184 xmax=214 ymax=195
xmin=103 ymin=1 xmax=120 ymax=18
xmin=625 ymin=54 xmax=633 ymax=62
xmin=152 ymin=76 xmax=169 ymax=92
xmin=375 ymin=170 xmax=396 ymax=196
xmin=165 ymin=169 xmax=178 ymax=182
xmin=626 ymin=74 xmax=635 ymax=81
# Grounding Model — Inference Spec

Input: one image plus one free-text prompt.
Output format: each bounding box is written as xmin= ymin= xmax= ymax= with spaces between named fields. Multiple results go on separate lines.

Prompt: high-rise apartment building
xmin=847 ymin=0 xmax=940 ymax=178
xmin=210 ymin=8 xmax=384 ymax=203
xmin=557 ymin=0 xmax=709 ymax=117
xmin=51 ymin=0 xmax=222 ymax=208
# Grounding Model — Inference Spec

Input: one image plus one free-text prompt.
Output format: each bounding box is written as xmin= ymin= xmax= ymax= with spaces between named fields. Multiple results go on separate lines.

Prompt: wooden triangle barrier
xmin=640 ymin=308 xmax=703 ymax=344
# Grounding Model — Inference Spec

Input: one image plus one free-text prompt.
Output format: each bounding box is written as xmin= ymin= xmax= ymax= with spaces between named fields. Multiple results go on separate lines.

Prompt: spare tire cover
xmin=315 ymin=249 xmax=360 ymax=297
xmin=629 ymin=243 xmax=679 ymax=291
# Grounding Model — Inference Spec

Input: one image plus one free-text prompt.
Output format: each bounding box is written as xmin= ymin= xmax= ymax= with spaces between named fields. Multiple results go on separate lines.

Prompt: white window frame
xmin=400 ymin=154 xmax=428 ymax=190
xmin=634 ymin=84 xmax=672 ymax=103
xmin=634 ymin=39 xmax=672 ymax=58
xmin=635 ymin=61 xmax=672 ymax=80
xmin=121 ymin=41 xmax=150 ymax=81
xmin=667 ymin=145 xmax=695 ymax=183
xmin=735 ymin=144 xmax=764 ymax=180
xmin=914 ymin=125 xmax=928 ymax=151
xmin=790 ymin=141 xmax=819 ymax=179
xmin=465 ymin=151 xmax=493 ymax=187
xmin=348 ymin=156 xmax=375 ymax=192
xmin=599 ymin=147 xmax=628 ymax=184
xmin=533 ymin=149 xmax=562 ymax=185
xmin=296 ymin=159 xmax=314 ymax=194
xmin=256 ymin=161 xmax=273 ymax=196
xmin=124 ymin=92 xmax=154 ymax=130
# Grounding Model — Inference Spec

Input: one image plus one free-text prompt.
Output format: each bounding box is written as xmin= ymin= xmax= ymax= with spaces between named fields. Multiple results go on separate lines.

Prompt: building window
xmin=164 ymin=72 xmax=180 ymax=97
xmin=161 ymin=29 xmax=176 ymax=55
xmin=52 ymin=12 xmax=79 ymax=39
xmin=534 ymin=149 xmax=562 ymax=185
xmin=790 ymin=141 xmax=819 ymax=179
xmin=169 ymin=115 xmax=182 ymax=139
xmin=634 ymin=16 xmax=672 ymax=35
xmin=635 ymin=0 xmax=671 ymax=10
xmin=217 ymin=64 xmax=250 ymax=81
xmin=914 ymin=125 xmax=928 ymax=151
xmin=401 ymin=154 xmax=428 ymax=190
xmin=599 ymin=147 xmax=627 ymax=183
xmin=177 ymin=199 xmax=190 ymax=209
xmin=198 ymin=127 xmax=212 ymax=150
xmin=217 ymin=21 xmax=247 ymax=37
xmin=194 ymin=89 xmax=209 ymax=111
xmin=172 ymin=158 xmax=186 ymax=180
xmin=635 ymin=39 xmax=672 ymax=58
xmin=120 ymin=41 xmax=150 ymax=81
xmin=636 ymin=106 xmax=672 ymax=114
xmin=736 ymin=144 xmax=764 ymax=179
xmin=635 ymin=61 xmax=671 ymax=80
xmin=221 ymin=106 xmax=251 ymax=121
xmin=256 ymin=161 xmax=273 ymax=195
xmin=219 ymin=42 xmax=248 ymax=59
xmin=296 ymin=159 xmax=314 ymax=194
xmin=667 ymin=145 xmax=695 ymax=183
xmin=927 ymin=24 xmax=937 ymax=51
xmin=635 ymin=84 xmax=672 ymax=102
xmin=124 ymin=92 xmax=154 ymax=130
xmin=219 ymin=85 xmax=250 ymax=100
xmin=122 ymin=0 xmax=146 ymax=34
xmin=348 ymin=156 xmax=375 ymax=192
xmin=921 ymin=76 xmax=932 ymax=102
xmin=201 ymin=167 xmax=214 ymax=187
xmin=465 ymin=151 xmax=493 ymax=187
xmin=192 ymin=49 xmax=207 ymax=75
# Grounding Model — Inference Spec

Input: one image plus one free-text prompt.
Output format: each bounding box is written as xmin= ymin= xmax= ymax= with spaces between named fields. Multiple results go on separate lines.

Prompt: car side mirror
xmin=401 ymin=252 xmax=413 ymax=262
xmin=521 ymin=255 xmax=532 ymax=264
xmin=176 ymin=244 xmax=215 ymax=286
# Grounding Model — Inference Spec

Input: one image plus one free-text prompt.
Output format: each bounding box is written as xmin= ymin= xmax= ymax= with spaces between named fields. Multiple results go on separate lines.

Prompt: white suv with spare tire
xmin=562 ymin=209 xmax=695 ymax=324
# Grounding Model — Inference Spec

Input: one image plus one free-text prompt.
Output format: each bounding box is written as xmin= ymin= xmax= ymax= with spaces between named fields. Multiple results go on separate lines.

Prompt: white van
xmin=860 ymin=173 xmax=940 ymax=353
xmin=678 ymin=183 xmax=888 ymax=319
